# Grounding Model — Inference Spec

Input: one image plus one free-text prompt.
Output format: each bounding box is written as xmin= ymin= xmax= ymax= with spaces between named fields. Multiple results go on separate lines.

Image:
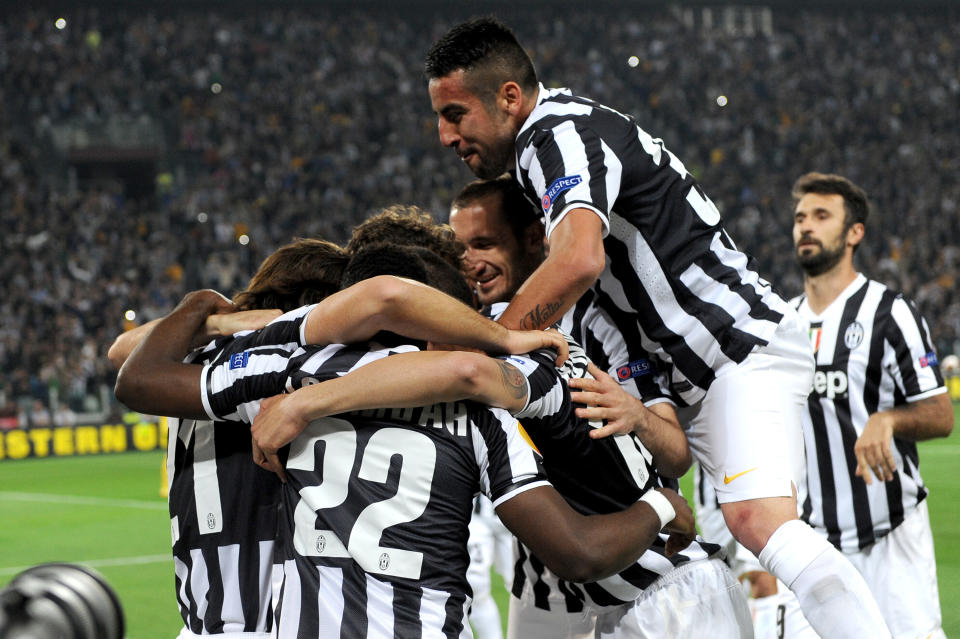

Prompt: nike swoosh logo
xmin=723 ymin=467 xmax=759 ymax=484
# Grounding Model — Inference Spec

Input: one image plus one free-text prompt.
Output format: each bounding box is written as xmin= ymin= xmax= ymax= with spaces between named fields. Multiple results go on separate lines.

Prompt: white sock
xmin=469 ymin=592 xmax=504 ymax=639
xmin=759 ymin=520 xmax=890 ymax=638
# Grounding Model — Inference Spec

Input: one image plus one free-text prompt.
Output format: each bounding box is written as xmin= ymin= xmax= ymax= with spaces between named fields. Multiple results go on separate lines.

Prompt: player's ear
xmin=499 ymin=81 xmax=524 ymax=115
xmin=846 ymin=222 xmax=864 ymax=249
xmin=522 ymin=221 xmax=545 ymax=256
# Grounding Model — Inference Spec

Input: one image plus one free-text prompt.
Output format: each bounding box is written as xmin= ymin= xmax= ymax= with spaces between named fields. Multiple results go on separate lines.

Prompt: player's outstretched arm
xmin=496 ymin=486 xmax=695 ymax=582
xmin=107 ymin=308 xmax=279 ymax=369
xmin=107 ymin=319 xmax=162 ymax=369
xmin=115 ymin=290 xmax=233 ymax=419
xmin=251 ymin=350 xmax=529 ymax=462
xmin=854 ymin=392 xmax=954 ymax=484
xmin=497 ymin=209 xmax=605 ymax=331
xmin=569 ymin=363 xmax=692 ymax=477
xmin=302 ymin=275 xmax=567 ymax=364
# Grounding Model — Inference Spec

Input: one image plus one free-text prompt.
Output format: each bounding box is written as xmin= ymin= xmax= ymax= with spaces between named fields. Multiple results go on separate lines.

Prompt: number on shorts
xmin=288 ymin=418 xmax=436 ymax=579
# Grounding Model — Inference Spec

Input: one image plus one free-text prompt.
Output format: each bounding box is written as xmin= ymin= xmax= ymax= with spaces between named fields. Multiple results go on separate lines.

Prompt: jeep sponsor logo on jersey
xmin=541 ymin=175 xmax=582 ymax=212
xmin=813 ymin=368 xmax=848 ymax=399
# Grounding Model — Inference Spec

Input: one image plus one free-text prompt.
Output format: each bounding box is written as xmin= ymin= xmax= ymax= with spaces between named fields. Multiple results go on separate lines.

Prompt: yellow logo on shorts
xmin=723 ymin=467 xmax=758 ymax=484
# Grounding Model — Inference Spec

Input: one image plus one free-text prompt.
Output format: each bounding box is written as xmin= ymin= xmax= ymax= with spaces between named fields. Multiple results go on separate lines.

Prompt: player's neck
xmin=803 ymin=260 xmax=859 ymax=315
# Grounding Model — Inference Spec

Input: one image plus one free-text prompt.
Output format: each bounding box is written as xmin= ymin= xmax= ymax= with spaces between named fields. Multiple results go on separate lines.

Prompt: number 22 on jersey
xmin=288 ymin=418 xmax=437 ymax=580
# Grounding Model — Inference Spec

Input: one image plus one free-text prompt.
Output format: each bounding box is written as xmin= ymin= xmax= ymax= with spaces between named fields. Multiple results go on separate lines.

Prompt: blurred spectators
xmin=1 ymin=5 xmax=958 ymax=417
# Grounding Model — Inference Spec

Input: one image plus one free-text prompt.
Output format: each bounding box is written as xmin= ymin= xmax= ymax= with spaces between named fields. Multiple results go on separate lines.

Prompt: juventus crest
xmin=843 ymin=321 xmax=864 ymax=350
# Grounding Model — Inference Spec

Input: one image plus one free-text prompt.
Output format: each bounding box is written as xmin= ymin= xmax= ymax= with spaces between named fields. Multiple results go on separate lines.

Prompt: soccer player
xmin=345 ymin=205 xmax=504 ymax=636
xmin=425 ymin=18 xmax=890 ymax=637
xmin=791 ymin=172 xmax=954 ymax=638
xmin=116 ymin=267 xmax=695 ymax=637
xmin=447 ymin=175 xmax=749 ymax=638
xmin=108 ymin=237 xmax=349 ymax=639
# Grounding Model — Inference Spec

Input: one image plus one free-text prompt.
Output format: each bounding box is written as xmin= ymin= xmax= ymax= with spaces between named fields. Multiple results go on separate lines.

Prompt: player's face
xmin=450 ymin=193 xmax=541 ymax=306
xmin=793 ymin=192 xmax=850 ymax=276
xmin=429 ymin=71 xmax=517 ymax=180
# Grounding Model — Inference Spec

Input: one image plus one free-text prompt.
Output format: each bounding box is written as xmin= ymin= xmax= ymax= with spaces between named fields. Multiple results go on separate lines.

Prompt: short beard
xmin=472 ymin=143 xmax=513 ymax=180
xmin=796 ymin=242 xmax=845 ymax=277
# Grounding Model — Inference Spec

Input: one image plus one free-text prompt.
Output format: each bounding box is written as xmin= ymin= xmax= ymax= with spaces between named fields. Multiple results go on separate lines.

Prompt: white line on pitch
xmin=0 ymin=554 xmax=172 ymax=577
xmin=0 ymin=491 xmax=167 ymax=511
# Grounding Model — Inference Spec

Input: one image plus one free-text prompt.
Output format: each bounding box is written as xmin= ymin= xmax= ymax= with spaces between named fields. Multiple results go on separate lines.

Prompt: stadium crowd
xmin=1 ymin=4 xmax=959 ymax=420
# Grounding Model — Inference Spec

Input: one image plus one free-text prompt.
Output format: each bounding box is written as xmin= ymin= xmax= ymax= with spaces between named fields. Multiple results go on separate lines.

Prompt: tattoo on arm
xmin=519 ymin=301 xmax=563 ymax=330
xmin=497 ymin=361 xmax=528 ymax=402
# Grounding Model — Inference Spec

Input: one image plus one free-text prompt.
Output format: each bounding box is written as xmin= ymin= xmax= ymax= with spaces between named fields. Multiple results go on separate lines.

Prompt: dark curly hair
xmin=346 ymin=204 xmax=464 ymax=271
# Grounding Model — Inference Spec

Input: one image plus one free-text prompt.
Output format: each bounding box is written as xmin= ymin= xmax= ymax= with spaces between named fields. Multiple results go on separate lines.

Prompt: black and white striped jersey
xmin=555 ymin=299 xmax=674 ymax=407
xmin=200 ymin=304 xmax=317 ymax=425
xmin=502 ymin=338 xmax=722 ymax=611
xmin=514 ymin=85 xmax=789 ymax=405
xmin=486 ymin=301 xmax=672 ymax=408
xmin=201 ymin=330 xmax=549 ymax=638
xmin=792 ymin=274 xmax=947 ymax=553
xmin=168 ymin=343 xmax=285 ymax=637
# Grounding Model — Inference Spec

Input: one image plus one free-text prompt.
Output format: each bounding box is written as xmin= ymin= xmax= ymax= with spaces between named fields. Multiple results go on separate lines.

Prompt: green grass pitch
xmin=1 ymin=403 xmax=957 ymax=638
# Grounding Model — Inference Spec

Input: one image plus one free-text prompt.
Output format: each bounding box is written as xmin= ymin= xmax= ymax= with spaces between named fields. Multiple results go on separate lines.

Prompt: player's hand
xmin=569 ymin=363 xmax=644 ymax=439
xmin=503 ymin=328 xmax=569 ymax=366
xmin=252 ymin=393 xmax=310 ymax=480
xmin=251 ymin=436 xmax=286 ymax=483
xmin=657 ymin=488 xmax=696 ymax=556
xmin=179 ymin=289 xmax=235 ymax=316
xmin=854 ymin=412 xmax=897 ymax=484
xmin=205 ymin=309 xmax=282 ymax=338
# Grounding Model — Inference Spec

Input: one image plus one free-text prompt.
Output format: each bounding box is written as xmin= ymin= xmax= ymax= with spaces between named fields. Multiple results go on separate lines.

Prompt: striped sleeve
xmin=883 ymin=295 xmax=946 ymax=401
xmin=524 ymin=115 xmax=616 ymax=239
xmin=502 ymin=352 xmax=567 ymax=422
xmin=473 ymin=408 xmax=548 ymax=508
xmin=201 ymin=342 xmax=297 ymax=423
xmin=561 ymin=304 xmax=674 ymax=406
xmin=285 ymin=342 xmax=422 ymax=390
xmin=198 ymin=308 xmax=314 ymax=422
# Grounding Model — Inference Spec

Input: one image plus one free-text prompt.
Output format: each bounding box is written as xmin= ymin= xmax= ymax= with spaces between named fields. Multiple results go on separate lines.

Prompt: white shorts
xmin=506 ymin=595 xmax=597 ymax=639
xmin=845 ymin=500 xmax=944 ymax=639
xmin=595 ymin=558 xmax=753 ymax=638
xmin=681 ymin=309 xmax=813 ymax=504
xmin=692 ymin=463 xmax=764 ymax=577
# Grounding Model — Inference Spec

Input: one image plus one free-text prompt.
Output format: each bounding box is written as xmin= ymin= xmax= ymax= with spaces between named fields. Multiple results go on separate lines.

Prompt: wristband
xmin=639 ymin=490 xmax=675 ymax=530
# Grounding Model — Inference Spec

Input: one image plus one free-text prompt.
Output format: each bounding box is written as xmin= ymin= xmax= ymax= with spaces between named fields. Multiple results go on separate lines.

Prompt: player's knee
xmin=721 ymin=500 xmax=795 ymax=556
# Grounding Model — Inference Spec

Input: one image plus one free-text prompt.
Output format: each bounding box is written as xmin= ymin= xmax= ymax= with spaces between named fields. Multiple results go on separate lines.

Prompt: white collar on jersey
xmin=802 ymin=272 xmax=868 ymax=320
xmin=517 ymin=83 xmax=566 ymax=137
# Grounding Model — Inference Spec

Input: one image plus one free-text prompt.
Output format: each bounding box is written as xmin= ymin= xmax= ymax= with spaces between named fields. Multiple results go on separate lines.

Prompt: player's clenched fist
xmin=657 ymin=488 xmax=696 ymax=556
